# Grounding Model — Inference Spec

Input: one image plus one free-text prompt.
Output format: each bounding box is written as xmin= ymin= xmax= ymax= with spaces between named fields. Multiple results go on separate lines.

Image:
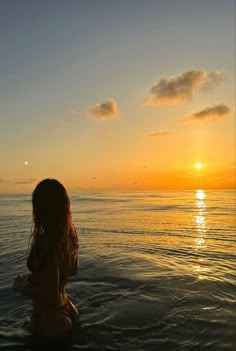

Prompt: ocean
xmin=0 ymin=190 xmax=235 ymax=350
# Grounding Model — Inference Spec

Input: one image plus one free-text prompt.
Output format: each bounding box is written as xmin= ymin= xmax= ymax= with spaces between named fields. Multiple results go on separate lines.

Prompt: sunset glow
xmin=0 ymin=1 xmax=235 ymax=193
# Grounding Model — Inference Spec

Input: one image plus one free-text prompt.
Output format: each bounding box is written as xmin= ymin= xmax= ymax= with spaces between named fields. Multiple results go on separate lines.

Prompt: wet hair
xmin=27 ymin=179 xmax=79 ymax=274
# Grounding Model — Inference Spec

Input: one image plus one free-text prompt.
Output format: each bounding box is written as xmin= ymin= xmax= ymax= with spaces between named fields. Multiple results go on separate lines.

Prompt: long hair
xmin=27 ymin=179 xmax=79 ymax=275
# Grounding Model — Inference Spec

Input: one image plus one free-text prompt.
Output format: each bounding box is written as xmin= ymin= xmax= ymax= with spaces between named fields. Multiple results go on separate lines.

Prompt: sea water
xmin=0 ymin=190 xmax=235 ymax=350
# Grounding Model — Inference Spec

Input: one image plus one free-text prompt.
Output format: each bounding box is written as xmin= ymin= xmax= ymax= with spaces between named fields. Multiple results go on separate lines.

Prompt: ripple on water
xmin=0 ymin=191 xmax=235 ymax=351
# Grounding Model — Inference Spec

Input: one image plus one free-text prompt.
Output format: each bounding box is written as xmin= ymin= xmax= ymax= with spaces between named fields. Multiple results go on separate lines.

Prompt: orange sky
xmin=0 ymin=1 xmax=235 ymax=193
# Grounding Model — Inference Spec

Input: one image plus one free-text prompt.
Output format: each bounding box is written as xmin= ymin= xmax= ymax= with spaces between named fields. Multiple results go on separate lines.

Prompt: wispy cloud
xmin=69 ymin=108 xmax=82 ymax=117
xmin=54 ymin=128 xmax=63 ymax=134
xmin=14 ymin=178 xmax=37 ymax=185
xmin=88 ymin=99 xmax=119 ymax=120
xmin=179 ymin=104 xmax=231 ymax=123
xmin=0 ymin=177 xmax=36 ymax=185
xmin=0 ymin=177 xmax=11 ymax=184
xmin=145 ymin=69 xmax=224 ymax=106
xmin=149 ymin=130 xmax=170 ymax=137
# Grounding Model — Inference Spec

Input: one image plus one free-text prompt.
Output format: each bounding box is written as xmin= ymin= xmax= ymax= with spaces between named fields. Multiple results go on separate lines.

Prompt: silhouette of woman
xmin=14 ymin=179 xmax=79 ymax=337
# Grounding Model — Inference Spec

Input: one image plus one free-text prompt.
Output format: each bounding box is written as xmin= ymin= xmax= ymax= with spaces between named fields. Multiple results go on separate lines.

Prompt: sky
xmin=0 ymin=0 xmax=235 ymax=193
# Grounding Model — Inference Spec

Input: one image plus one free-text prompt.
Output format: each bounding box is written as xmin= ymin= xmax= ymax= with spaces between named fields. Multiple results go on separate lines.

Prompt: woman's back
xmin=28 ymin=253 xmax=78 ymax=337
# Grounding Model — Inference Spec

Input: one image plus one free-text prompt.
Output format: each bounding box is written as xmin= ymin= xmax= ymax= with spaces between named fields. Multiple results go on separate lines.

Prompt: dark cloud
xmin=145 ymin=70 xmax=224 ymax=105
xmin=88 ymin=99 xmax=119 ymax=120
xmin=180 ymin=104 xmax=231 ymax=123
xmin=149 ymin=130 xmax=170 ymax=137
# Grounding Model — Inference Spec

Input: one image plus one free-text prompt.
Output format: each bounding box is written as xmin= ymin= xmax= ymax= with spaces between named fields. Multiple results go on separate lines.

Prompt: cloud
xmin=0 ymin=177 xmax=11 ymax=184
xmin=69 ymin=108 xmax=81 ymax=117
xmin=145 ymin=69 xmax=224 ymax=105
xmin=54 ymin=128 xmax=62 ymax=134
xmin=149 ymin=130 xmax=170 ymax=137
xmin=180 ymin=104 xmax=231 ymax=123
xmin=0 ymin=177 xmax=37 ymax=185
xmin=88 ymin=99 xmax=119 ymax=120
xmin=14 ymin=178 xmax=37 ymax=185
xmin=205 ymin=70 xmax=225 ymax=88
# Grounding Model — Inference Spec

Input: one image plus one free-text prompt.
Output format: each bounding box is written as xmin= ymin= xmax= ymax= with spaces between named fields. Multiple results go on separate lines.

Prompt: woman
xmin=13 ymin=179 xmax=79 ymax=337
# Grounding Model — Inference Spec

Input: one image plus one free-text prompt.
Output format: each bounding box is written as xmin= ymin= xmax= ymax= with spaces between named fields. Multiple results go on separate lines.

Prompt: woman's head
xmin=32 ymin=178 xmax=71 ymax=231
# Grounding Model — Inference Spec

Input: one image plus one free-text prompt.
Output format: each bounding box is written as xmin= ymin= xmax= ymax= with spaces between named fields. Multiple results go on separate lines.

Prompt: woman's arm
xmin=13 ymin=275 xmax=40 ymax=298
xmin=21 ymin=280 xmax=41 ymax=298
xmin=14 ymin=257 xmax=60 ymax=306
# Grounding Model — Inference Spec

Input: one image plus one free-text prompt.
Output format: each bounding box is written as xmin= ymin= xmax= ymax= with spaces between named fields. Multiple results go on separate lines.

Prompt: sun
xmin=195 ymin=163 xmax=202 ymax=169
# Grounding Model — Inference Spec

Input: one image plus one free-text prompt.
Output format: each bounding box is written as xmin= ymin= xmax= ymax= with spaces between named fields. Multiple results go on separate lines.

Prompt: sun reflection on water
xmin=196 ymin=189 xmax=205 ymax=200
xmin=193 ymin=190 xmax=208 ymax=279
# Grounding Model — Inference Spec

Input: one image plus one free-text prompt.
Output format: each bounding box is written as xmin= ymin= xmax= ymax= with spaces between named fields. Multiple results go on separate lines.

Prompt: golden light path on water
xmin=193 ymin=189 xmax=208 ymax=279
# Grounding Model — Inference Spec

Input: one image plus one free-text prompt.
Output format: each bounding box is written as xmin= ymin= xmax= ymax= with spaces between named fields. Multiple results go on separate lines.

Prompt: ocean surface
xmin=0 ymin=190 xmax=235 ymax=351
